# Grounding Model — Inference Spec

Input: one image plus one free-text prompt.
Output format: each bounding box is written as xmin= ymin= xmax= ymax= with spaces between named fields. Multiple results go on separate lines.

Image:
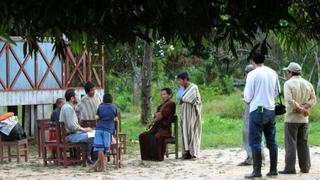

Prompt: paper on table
xmin=87 ymin=130 xmax=95 ymax=138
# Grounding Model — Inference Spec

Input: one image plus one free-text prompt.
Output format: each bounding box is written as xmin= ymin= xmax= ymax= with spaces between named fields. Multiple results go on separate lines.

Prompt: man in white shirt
xmin=243 ymin=53 xmax=280 ymax=178
xmin=239 ymin=65 xmax=265 ymax=166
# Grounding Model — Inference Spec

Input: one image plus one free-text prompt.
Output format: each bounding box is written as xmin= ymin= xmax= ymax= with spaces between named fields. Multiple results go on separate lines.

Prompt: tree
xmin=140 ymin=29 xmax=153 ymax=124
xmin=5 ymin=0 xmax=319 ymax=123
xmin=106 ymin=40 xmax=144 ymax=106
xmin=0 ymin=0 xmax=293 ymax=55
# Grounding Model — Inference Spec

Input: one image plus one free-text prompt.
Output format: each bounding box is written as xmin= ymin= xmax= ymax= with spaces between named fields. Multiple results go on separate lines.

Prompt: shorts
xmin=93 ymin=130 xmax=111 ymax=153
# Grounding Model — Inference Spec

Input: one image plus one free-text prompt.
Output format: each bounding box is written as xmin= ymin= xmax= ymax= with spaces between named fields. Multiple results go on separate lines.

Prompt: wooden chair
xmin=39 ymin=121 xmax=60 ymax=165
xmin=80 ymin=119 xmax=96 ymax=160
xmin=0 ymin=136 xmax=29 ymax=163
xmin=165 ymin=115 xmax=179 ymax=159
xmin=80 ymin=119 xmax=97 ymax=129
xmin=37 ymin=119 xmax=50 ymax=157
xmin=108 ymin=120 xmax=121 ymax=168
xmin=117 ymin=112 xmax=127 ymax=154
xmin=58 ymin=122 xmax=87 ymax=167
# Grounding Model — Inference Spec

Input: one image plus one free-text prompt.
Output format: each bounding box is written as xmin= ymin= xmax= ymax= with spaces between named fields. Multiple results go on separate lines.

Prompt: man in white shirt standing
xmin=244 ymin=53 xmax=280 ymax=178
xmin=239 ymin=65 xmax=265 ymax=166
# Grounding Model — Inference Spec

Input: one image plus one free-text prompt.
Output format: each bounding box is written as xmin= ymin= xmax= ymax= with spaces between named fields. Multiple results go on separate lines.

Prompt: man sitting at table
xmin=59 ymin=89 xmax=95 ymax=164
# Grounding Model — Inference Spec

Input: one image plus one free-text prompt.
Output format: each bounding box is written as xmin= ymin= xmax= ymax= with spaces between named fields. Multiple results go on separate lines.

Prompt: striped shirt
xmin=77 ymin=95 xmax=101 ymax=121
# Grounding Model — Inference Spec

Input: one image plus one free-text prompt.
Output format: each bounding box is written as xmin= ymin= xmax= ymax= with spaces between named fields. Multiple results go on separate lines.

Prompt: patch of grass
xmin=201 ymin=115 xmax=242 ymax=148
xmin=309 ymin=103 xmax=320 ymax=122
xmin=121 ymin=113 xmax=145 ymax=152
xmin=202 ymin=90 xmax=245 ymax=119
xmin=121 ymin=99 xmax=320 ymax=150
xmin=118 ymin=88 xmax=320 ymax=154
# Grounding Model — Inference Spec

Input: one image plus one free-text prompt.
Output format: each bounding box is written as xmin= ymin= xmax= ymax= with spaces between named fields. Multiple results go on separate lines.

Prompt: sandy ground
xmin=1 ymin=147 xmax=320 ymax=180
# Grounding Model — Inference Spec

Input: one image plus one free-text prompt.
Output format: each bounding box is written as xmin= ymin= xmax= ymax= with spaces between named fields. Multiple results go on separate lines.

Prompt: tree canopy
xmin=0 ymin=0 xmax=293 ymax=54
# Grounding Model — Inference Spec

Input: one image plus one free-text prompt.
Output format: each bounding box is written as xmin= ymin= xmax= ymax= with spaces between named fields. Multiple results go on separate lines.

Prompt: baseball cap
xmin=244 ymin=65 xmax=255 ymax=73
xmin=282 ymin=62 xmax=302 ymax=74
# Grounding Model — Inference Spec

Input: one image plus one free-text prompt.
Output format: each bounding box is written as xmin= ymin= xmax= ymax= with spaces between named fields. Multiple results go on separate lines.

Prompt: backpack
xmin=0 ymin=124 xmax=26 ymax=141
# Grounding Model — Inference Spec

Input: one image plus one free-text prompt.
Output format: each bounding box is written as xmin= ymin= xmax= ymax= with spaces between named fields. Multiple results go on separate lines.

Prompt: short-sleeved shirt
xmin=96 ymin=103 xmax=117 ymax=133
xmin=244 ymin=66 xmax=280 ymax=112
xmin=176 ymin=86 xmax=185 ymax=101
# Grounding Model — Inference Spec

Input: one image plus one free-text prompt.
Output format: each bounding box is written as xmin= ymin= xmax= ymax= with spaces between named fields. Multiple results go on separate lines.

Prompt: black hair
xmin=161 ymin=88 xmax=172 ymax=95
xmin=103 ymin=93 xmax=113 ymax=103
xmin=177 ymin=72 xmax=189 ymax=81
xmin=55 ymin=98 xmax=65 ymax=105
xmin=65 ymin=89 xmax=76 ymax=101
xmin=251 ymin=53 xmax=265 ymax=64
xmin=84 ymin=81 xmax=95 ymax=94
xmin=288 ymin=71 xmax=301 ymax=76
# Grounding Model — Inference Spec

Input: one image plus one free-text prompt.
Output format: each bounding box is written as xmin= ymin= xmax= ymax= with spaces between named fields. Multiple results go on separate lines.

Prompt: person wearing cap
xmin=77 ymin=81 xmax=102 ymax=121
xmin=279 ymin=62 xmax=316 ymax=174
xmin=238 ymin=65 xmax=266 ymax=166
xmin=243 ymin=53 xmax=280 ymax=178
xmin=177 ymin=72 xmax=202 ymax=159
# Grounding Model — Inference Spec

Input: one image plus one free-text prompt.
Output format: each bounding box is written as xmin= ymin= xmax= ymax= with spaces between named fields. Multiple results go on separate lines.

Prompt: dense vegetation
xmin=2 ymin=1 xmax=320 ymax=123
xmin=2 ymin=1 xmax=320 ymax=137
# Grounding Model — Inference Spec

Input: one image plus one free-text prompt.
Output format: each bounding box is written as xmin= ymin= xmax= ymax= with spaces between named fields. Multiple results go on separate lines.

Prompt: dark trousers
xmin=249 ymin=109 xmax=278 ymax=152
xmin=284 ymin=123 xmax=310 ymax=172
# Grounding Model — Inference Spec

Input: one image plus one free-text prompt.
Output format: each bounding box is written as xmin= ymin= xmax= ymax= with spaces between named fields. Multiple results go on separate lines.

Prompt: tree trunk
xmin=140 ymin=29 xmax=153 ymax=124
xmin=132 ymin=71 xmax=139 ymax=106
xmin=315 ymin=50 xmax=320 ymax=96
xmin=129 ymin=50 xmax=140 ymax=106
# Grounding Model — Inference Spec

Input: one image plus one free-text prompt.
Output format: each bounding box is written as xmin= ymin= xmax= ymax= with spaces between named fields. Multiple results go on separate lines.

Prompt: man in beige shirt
xmin=279 ymin=62 xmax=316 ymax=174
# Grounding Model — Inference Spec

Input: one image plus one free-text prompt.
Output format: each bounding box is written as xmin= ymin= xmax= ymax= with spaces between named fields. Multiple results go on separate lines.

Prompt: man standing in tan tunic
xmin=177 ymin=72 xmax=202 ymax=159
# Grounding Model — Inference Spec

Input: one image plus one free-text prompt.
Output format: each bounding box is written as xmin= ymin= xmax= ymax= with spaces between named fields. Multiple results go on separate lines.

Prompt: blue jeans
xmin=93 ymin=130 xmax=111 ymax=153
xmin=249 ymin=108 xmax=278 ymax=152
xmin=243 ymin=106 xmax=265 ymax=161
xmin=66 ymin=132 xmax=94 ymax=158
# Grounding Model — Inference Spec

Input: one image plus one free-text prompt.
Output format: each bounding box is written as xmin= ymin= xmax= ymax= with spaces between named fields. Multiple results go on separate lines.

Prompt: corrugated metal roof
xmin=0 ymin=89 xmax=104 ymax=106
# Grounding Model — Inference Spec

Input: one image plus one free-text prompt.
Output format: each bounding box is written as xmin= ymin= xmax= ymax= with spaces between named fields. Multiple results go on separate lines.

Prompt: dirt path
xmin=1 ymin=147 xmax=320 ymax=180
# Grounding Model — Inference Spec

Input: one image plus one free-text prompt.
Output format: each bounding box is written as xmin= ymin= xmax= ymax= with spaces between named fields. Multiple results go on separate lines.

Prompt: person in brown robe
xmin=139 ymin=88 xmax=176 ymax=161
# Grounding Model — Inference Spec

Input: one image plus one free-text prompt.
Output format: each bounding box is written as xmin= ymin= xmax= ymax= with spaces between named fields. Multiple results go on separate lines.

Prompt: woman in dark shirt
xmin=139 ymin=88 xmax=176 ymax=161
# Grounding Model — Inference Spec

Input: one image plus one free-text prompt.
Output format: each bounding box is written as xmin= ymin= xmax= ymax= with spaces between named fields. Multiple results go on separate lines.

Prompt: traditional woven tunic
xmin=77 ymin=95 xmax=101 ymax=121
xmin=180 ymin=83 xmax=202 ymax=157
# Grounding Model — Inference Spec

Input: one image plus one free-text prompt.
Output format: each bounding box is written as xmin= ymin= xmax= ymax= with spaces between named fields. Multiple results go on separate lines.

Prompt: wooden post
xmin=31 ymin=105 xmax=36 ymax=137
xmin=37 ymin=105 xmax=44 ymax=120
xmin=43 ymin=104 xmax=51 ymax=119
xmin=36 ymin=104 xmax=51 ymax=119
xmin=23 ymin=105 xmax=31 ymax=137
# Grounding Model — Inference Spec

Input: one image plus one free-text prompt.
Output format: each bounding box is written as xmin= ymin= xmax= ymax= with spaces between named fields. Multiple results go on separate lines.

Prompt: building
xmin=0 ymin=37 xmax=106 ymax=137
